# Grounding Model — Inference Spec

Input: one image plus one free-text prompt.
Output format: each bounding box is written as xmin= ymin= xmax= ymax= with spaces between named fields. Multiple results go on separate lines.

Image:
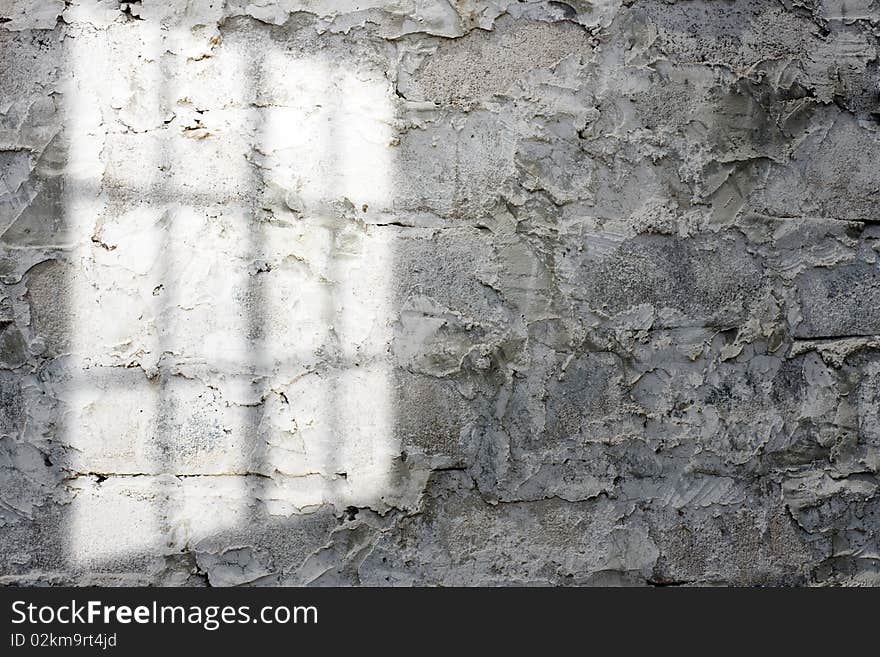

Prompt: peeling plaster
xmin=1 ymin=0 xmax=879 ymax=586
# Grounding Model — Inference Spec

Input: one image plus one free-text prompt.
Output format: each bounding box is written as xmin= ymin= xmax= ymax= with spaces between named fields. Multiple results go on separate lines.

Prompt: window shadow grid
xmin=57 ymin=26 xmax=395 ymax=583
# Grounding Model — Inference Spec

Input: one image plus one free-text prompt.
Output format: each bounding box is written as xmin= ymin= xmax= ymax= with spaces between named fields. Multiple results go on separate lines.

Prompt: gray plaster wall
xmin=1 ymin=0 xmax=879 ymax=586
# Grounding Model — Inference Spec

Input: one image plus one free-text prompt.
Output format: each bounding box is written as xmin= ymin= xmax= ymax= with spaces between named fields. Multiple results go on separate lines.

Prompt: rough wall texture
xmin=1 ymin=0 xmax=879 ymax=586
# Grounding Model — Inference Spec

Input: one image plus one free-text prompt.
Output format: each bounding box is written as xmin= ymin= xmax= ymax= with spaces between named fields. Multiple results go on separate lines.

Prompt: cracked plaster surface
xmin=1 ymin=0 xmax=879 ymax=586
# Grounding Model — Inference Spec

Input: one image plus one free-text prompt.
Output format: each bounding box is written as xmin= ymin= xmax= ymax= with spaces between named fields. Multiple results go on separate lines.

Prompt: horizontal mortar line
xmin=57 ymin=180 xmax=877 ymax=229
xmin=748 ymin=214 xmax=871 ymax=225
xmin=66 ymin=472 xmax=347 ymax=480
xmin=791 ymin=334 xmax=880 ymax=342
xmin=60 ymin=177 xmax=254 ymax=209
xmin=37 ymin=178 xmax=406 ymax=220
xmin=60 ymin=353 xmax=389 ymax=375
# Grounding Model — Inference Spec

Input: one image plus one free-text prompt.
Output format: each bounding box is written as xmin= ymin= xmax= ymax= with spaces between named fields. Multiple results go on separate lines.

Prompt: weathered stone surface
xmin=1 ymin=1 xmax=879 ymax=587
xmin=794 ymin=263 xmax=880 ymax=338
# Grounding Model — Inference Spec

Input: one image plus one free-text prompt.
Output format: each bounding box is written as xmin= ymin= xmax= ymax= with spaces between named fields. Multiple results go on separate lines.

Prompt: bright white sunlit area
xmin=3 ymin=0 xmax=880 ymax=590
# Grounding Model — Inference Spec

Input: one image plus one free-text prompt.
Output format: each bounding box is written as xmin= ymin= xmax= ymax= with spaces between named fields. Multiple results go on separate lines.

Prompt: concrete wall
xmin=1 ymin=0 xmax=879 ymax=586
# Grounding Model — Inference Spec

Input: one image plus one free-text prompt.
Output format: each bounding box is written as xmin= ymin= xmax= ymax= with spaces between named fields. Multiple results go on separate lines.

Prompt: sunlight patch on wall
xmin=64 ymin=24 xmax=400 ymax=566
